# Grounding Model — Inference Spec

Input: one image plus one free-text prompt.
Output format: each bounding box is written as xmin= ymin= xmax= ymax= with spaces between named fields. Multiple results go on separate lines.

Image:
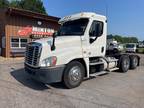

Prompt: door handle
xmin=101 ymin=47 xmax=104 ymax=53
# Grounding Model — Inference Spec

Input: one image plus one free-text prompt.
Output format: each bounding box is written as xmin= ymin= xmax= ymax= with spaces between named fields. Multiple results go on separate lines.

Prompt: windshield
xmin=57 ymin=18 xmax=89 ymax=36
xmin=126 ymin=44 xmax=135 ymax=48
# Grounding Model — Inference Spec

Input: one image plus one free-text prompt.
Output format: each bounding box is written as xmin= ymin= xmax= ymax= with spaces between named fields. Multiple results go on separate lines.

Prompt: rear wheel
xmin=119 ymin=55 xmax=130 ymax=72
xmin=130 ymin=55 xmax=138 ymax=69
xmin=63 ymin=61 xmax=85 ymax=89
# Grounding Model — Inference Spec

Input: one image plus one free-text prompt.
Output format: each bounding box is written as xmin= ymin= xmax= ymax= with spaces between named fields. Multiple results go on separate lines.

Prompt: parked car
xmin=138 ymin=41 xmax=144 ymax=48
xmin=118 ymin=44 xmax=124 ymax=52
xmin=107 ymin=43 xmax=124 ymax=53
xmin=125 ymin=43 xmax=137 ymax=53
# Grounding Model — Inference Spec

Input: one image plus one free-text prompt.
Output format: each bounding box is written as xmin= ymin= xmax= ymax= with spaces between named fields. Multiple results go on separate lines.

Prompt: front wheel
xmin=63 ymin=61 xmax=85 ymax=89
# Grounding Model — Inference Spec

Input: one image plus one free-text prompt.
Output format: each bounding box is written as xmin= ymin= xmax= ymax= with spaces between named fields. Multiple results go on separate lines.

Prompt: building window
xmin=11 ymin=38 xmax=28 ymax=48
xmin=11 ymin=38 xmax=19 ymax=48
xmin=20 ymin=38 xmax=28 ymax=47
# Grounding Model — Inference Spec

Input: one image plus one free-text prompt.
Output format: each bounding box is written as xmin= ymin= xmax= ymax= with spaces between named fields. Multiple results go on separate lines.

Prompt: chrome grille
xmin=25 ymin=42 xmax=42 ymax=66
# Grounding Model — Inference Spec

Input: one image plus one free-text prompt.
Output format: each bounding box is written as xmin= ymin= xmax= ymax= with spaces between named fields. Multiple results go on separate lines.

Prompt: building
xmin=0 ymin=7 xmax=60 ymax=58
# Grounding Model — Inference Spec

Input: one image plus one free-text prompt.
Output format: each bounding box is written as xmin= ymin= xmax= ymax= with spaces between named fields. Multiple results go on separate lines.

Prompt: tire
xmin=136 ymin=49 xmax=138 ymax=53
xmin=130 ymin=55 xmax=138 ymax=69
xmin=113 ymin=48 xmax=118 ymax=53
xmin=119 ymin=55 xmax=130 ymax=72
xmin=63 ymin=61 xmax=85 ymax=89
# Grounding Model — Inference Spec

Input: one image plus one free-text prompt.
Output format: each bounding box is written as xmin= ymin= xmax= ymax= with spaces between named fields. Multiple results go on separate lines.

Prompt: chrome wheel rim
xmin=123 ymin=59 xmax=130 ymax=69
xmin=133 ymin=57 xmax=138 ymax=66
xmin=69 ymin=66 xmax=81 ymax=83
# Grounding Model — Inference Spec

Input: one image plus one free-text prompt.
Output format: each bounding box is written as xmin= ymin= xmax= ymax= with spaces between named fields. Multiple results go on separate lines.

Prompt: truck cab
xmin=25 ymin=12 xmax=140 ymax=88
xmin=126 ymin=43 xmax=137 ymax=53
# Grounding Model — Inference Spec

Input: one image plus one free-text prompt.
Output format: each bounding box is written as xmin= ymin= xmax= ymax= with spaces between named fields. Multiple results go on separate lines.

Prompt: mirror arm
xmin=51 ymin=33 xmax=56 ymax=51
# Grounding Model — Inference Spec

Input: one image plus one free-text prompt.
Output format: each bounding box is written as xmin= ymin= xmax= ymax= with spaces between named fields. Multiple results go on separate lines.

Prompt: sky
xmin=43 ymin=0 xmax=144 ymax=40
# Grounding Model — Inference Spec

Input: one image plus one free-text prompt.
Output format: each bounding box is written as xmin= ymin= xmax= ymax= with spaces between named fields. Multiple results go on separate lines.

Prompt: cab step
xmin=90 ymin=71 xmax=108 ymax=77
xmin=90 ymin=61 xmax=104 ymax=66
xmin=108 ymin=67 xmax=119 ymax=72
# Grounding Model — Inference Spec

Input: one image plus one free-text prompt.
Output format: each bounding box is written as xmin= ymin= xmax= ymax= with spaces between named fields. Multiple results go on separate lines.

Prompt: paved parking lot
xmin=0 ymin=54 xmax=144 ymax=108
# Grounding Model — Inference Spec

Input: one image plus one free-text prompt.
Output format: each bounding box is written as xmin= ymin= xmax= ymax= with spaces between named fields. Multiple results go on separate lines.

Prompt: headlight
xmin=42 ymin=56 xmax=57 ymax=67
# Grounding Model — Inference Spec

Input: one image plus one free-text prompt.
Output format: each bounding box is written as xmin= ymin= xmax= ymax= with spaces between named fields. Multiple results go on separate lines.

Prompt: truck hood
xmin=55 ymin=36 xmax=81 ymax=46
xmin=35 ymin=36 xmax=81 ymax=47
xmin=35 ymin=36 xmax=82 ymax=64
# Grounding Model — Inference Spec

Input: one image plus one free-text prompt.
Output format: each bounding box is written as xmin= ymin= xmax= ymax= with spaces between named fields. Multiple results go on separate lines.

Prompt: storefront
xmin=0 ymin=8 xmax=60 ymax=57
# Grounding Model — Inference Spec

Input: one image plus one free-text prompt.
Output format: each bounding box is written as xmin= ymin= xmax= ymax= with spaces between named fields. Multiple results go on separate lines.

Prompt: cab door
xmin=88 ymin=20 xmax=106 ymax=57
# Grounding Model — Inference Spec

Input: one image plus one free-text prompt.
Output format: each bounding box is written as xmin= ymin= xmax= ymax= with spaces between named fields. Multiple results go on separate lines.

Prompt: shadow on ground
xmin=10 ymin=68 xmax=66 ymax=90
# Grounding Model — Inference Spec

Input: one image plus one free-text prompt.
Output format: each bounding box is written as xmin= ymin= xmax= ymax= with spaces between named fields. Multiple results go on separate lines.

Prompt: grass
xmin=137 ymin=48 xmax=144 ymax=54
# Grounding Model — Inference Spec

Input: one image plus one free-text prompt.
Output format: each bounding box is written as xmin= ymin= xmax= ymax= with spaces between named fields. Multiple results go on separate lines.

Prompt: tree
xmin=10 ymin=0 xmax=47 ymax=14
xmin=107 ymin=34 xmax=139 ymax=43
xmin=0 ymin=0 xmax=9 ymax=8
xmin=10 ymin=0 xmax=20 ymax=8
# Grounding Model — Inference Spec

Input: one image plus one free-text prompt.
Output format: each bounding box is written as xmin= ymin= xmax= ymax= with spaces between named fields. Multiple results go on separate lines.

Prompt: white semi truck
xmin=25 ymin=12 xmax=140 ymax=88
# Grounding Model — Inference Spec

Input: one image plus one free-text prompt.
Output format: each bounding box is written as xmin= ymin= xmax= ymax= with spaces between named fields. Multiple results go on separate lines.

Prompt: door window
xmin=89 ymin=21 xmax=104 ymax=43
xmin=89 ymin=21 xmax=103 ymax=37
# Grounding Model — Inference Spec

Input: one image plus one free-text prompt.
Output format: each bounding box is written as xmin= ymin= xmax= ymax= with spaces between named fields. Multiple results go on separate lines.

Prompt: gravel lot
xmin=0 ymin=54 xmax=144 ymax=108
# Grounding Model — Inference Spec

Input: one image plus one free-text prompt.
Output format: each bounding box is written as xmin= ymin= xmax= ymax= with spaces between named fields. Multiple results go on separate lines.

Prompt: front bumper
xmin=25 ymin=64 xmax=65 ymax=83
xmin=126 ymin=49 xmax=136 ymax=52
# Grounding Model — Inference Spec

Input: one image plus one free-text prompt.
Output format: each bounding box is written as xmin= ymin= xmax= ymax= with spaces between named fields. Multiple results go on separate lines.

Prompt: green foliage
xmin=10 ymin=0 xmax=20 ymax=8
xmin=0 ymin=0 xmax=9 ymax=8
xmin=137 ymin=48 xmax=144 ymax=54
xmin=108 ymin=34 xmax=138 ymax=43
xmin=0 ymin=0 xmax=47 ymax=14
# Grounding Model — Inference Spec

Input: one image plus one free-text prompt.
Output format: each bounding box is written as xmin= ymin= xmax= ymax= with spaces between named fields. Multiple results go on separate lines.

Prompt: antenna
xmin=104 ymin=0 xmax=108 ymax=21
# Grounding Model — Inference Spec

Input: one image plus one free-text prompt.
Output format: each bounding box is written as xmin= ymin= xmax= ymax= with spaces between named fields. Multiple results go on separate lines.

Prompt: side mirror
xmin=51 ymin=32 xmax=58 ymax=51
xmin=90 ymin=36 xmax=97 ymax=43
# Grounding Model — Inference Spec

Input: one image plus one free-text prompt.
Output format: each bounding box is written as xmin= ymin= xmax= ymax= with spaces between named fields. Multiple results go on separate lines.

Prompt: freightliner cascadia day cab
xmin=25 ymin=12 xmax=140 ymax=89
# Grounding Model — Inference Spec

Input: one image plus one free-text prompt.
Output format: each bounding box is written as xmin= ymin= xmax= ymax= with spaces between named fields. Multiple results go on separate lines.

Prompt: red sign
xmin=18 ymin=26 xmax=32 ymax=36
xmin=18 ymin=26 xmax=55 ymax=37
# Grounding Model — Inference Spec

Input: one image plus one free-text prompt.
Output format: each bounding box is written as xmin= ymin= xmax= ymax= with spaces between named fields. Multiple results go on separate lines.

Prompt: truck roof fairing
xmin=59 ymin=12 xmax=106 ymax=24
